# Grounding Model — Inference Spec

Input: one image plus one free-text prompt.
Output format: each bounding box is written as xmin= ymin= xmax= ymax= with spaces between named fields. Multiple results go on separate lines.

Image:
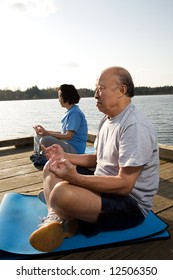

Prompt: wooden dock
xmin=0 ymin=136 xmax=173 ymax=259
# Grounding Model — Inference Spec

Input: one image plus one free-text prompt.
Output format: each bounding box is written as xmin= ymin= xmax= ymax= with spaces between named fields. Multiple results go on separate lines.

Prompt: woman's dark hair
xmin=59 ymin=84 xmax=80 ymax=104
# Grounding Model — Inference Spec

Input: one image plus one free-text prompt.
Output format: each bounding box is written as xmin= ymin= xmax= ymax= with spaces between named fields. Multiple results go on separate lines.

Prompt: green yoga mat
xmin=0 ymin=193 xmax=170 ymax=259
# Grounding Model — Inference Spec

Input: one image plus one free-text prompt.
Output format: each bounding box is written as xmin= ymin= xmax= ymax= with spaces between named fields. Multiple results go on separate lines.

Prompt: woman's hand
xmin=33 ymin=125 xmax=47 ymax=136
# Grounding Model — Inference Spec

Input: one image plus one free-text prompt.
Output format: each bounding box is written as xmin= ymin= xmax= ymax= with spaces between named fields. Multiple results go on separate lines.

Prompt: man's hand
xmin=48 ymin=155 xmax=77 ymax=182
xmin=41 ymin=144 xmax=65 ymax=160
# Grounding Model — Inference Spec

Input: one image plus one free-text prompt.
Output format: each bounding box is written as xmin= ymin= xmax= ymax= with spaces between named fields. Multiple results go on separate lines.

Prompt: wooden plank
xmin=153 ymin=195 xmax=173 ymax=213
xmin=160 ymin=165 xmax=173 ymax=181
xmin=0 ymin=182 xmax=43 ymax=202
xmin=87 ymin=132 xmax=96 ymax=143
xmin=159 ymin=178 xmax=173 ymax=190
xmin=0 ymin=137 xmax=173 ymax=161
xmin=0 ymin=157 xmax=32 ymax=169
xmin=159 ymin=161 xmax=173 ymax=170
xmin=0 ymin=172 xmax=43 ymax=191
xmin=159 ymin=144 xmax=173 ymax=160
xmin=0 ymin=136 xmax=33 ymax=148
xmin=0 ymin=146 xmax=33 ymax=157
xmin=0 ymin=139 xmax=173 ymax=260
xmin=0 ymin=163 xmax=39 ymax=180
xmin=0 ymin=134 xmax=96 ymax=148
xmin=160 ymin=159 xmax=169 ymax=165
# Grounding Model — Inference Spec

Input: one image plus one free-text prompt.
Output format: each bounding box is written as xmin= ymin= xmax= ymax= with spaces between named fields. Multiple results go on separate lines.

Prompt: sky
xmin=0 ymin=0 xmax=173 ymax=91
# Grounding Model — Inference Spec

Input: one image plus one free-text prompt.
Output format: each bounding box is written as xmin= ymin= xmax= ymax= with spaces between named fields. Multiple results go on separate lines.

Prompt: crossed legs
xmin=43 ymin=162 xmax=101 ymax=222
xmin=29 ymin=162 xmax=102 ymax=252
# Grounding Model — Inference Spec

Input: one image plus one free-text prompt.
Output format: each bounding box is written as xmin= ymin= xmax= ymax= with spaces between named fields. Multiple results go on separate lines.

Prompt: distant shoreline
xmin=0 ymin=86 xmax=173 ymax=101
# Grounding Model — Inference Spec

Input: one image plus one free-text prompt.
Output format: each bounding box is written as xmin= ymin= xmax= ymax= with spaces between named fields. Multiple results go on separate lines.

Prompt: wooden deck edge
xmin=0 ymin=133 xmax=97 ymax=149
xmin=159 ymin=144 xmax=173 ymax=161
xmin=1 ymin=136 xmax=173 ymax=161
xmin=0 ymin=136 xmax=33 ymax=148
xmin=87 ymin=131 xmax=96 ymax=143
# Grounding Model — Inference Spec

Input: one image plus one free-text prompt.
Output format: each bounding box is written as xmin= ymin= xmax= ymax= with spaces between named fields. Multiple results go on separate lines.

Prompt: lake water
xmin=0 ymin=95 xmax=173 ymax=145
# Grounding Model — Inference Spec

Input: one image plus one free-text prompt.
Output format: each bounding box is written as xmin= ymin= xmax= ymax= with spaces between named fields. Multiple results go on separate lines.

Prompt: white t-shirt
xmin=94 ymin=103 xmax=159 ymax=216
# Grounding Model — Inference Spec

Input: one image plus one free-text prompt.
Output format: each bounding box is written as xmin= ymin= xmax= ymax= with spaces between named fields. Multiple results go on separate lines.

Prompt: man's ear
xmin=118 ymin=85 xmax=127 ymax=97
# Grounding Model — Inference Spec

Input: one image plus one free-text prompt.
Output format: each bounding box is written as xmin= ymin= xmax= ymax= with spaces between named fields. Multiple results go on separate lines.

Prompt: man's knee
xmin=50 ymin=181 xmax=73 ymax=210
xmin=42 ymin=161 xmax=50 ymax=179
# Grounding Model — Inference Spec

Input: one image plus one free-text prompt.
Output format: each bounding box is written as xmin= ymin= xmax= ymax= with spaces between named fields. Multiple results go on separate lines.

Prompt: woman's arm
xmin=46 ymin=130 xmax=75 ymax=140
xmin=33 ymin=125 xmax=75 ymax=140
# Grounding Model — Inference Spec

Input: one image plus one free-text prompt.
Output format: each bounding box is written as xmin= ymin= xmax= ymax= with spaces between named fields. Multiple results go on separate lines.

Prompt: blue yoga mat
xmin=0 ymin=193 xmax=170 ymax=259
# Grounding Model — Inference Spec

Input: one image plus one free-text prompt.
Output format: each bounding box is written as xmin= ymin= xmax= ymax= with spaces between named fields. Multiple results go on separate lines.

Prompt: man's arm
xmin=42 ymin=144 xmax=97 ymax=168
xmin=65 ymin=152 xmax=97 ymax=168
xmin=49 ymin=157 xmax=143 ymax=195
xmin=69 ymin=165 xmax=142 ymax=195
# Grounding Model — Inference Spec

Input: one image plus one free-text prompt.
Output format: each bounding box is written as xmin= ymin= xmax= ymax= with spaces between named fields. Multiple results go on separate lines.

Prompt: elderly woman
xmin=31 ymin=84 xmax=88 ymax=164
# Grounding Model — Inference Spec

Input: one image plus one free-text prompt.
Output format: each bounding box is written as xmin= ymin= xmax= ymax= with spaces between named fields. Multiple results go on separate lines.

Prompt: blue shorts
xmin=76 ymin=166 xmax=145 ymax=235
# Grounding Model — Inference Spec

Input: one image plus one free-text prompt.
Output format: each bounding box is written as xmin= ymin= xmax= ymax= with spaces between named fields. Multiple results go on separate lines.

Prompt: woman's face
xmin=58 ymin=90 xmax=66 ymax=108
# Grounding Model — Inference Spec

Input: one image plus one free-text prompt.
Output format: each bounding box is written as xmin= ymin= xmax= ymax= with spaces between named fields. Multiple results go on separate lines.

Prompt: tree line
xmin=0 ymin=85 xmax=173 ymax=101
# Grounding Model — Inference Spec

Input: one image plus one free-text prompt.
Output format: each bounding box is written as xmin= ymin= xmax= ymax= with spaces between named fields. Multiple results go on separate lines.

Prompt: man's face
xmin=95 ymin=74 xmax=120 ymax=116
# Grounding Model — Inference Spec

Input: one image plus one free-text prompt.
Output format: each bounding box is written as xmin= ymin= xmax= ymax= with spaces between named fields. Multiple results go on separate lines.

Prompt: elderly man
xmin=30 ymin=66 xmax=159 ymax=252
